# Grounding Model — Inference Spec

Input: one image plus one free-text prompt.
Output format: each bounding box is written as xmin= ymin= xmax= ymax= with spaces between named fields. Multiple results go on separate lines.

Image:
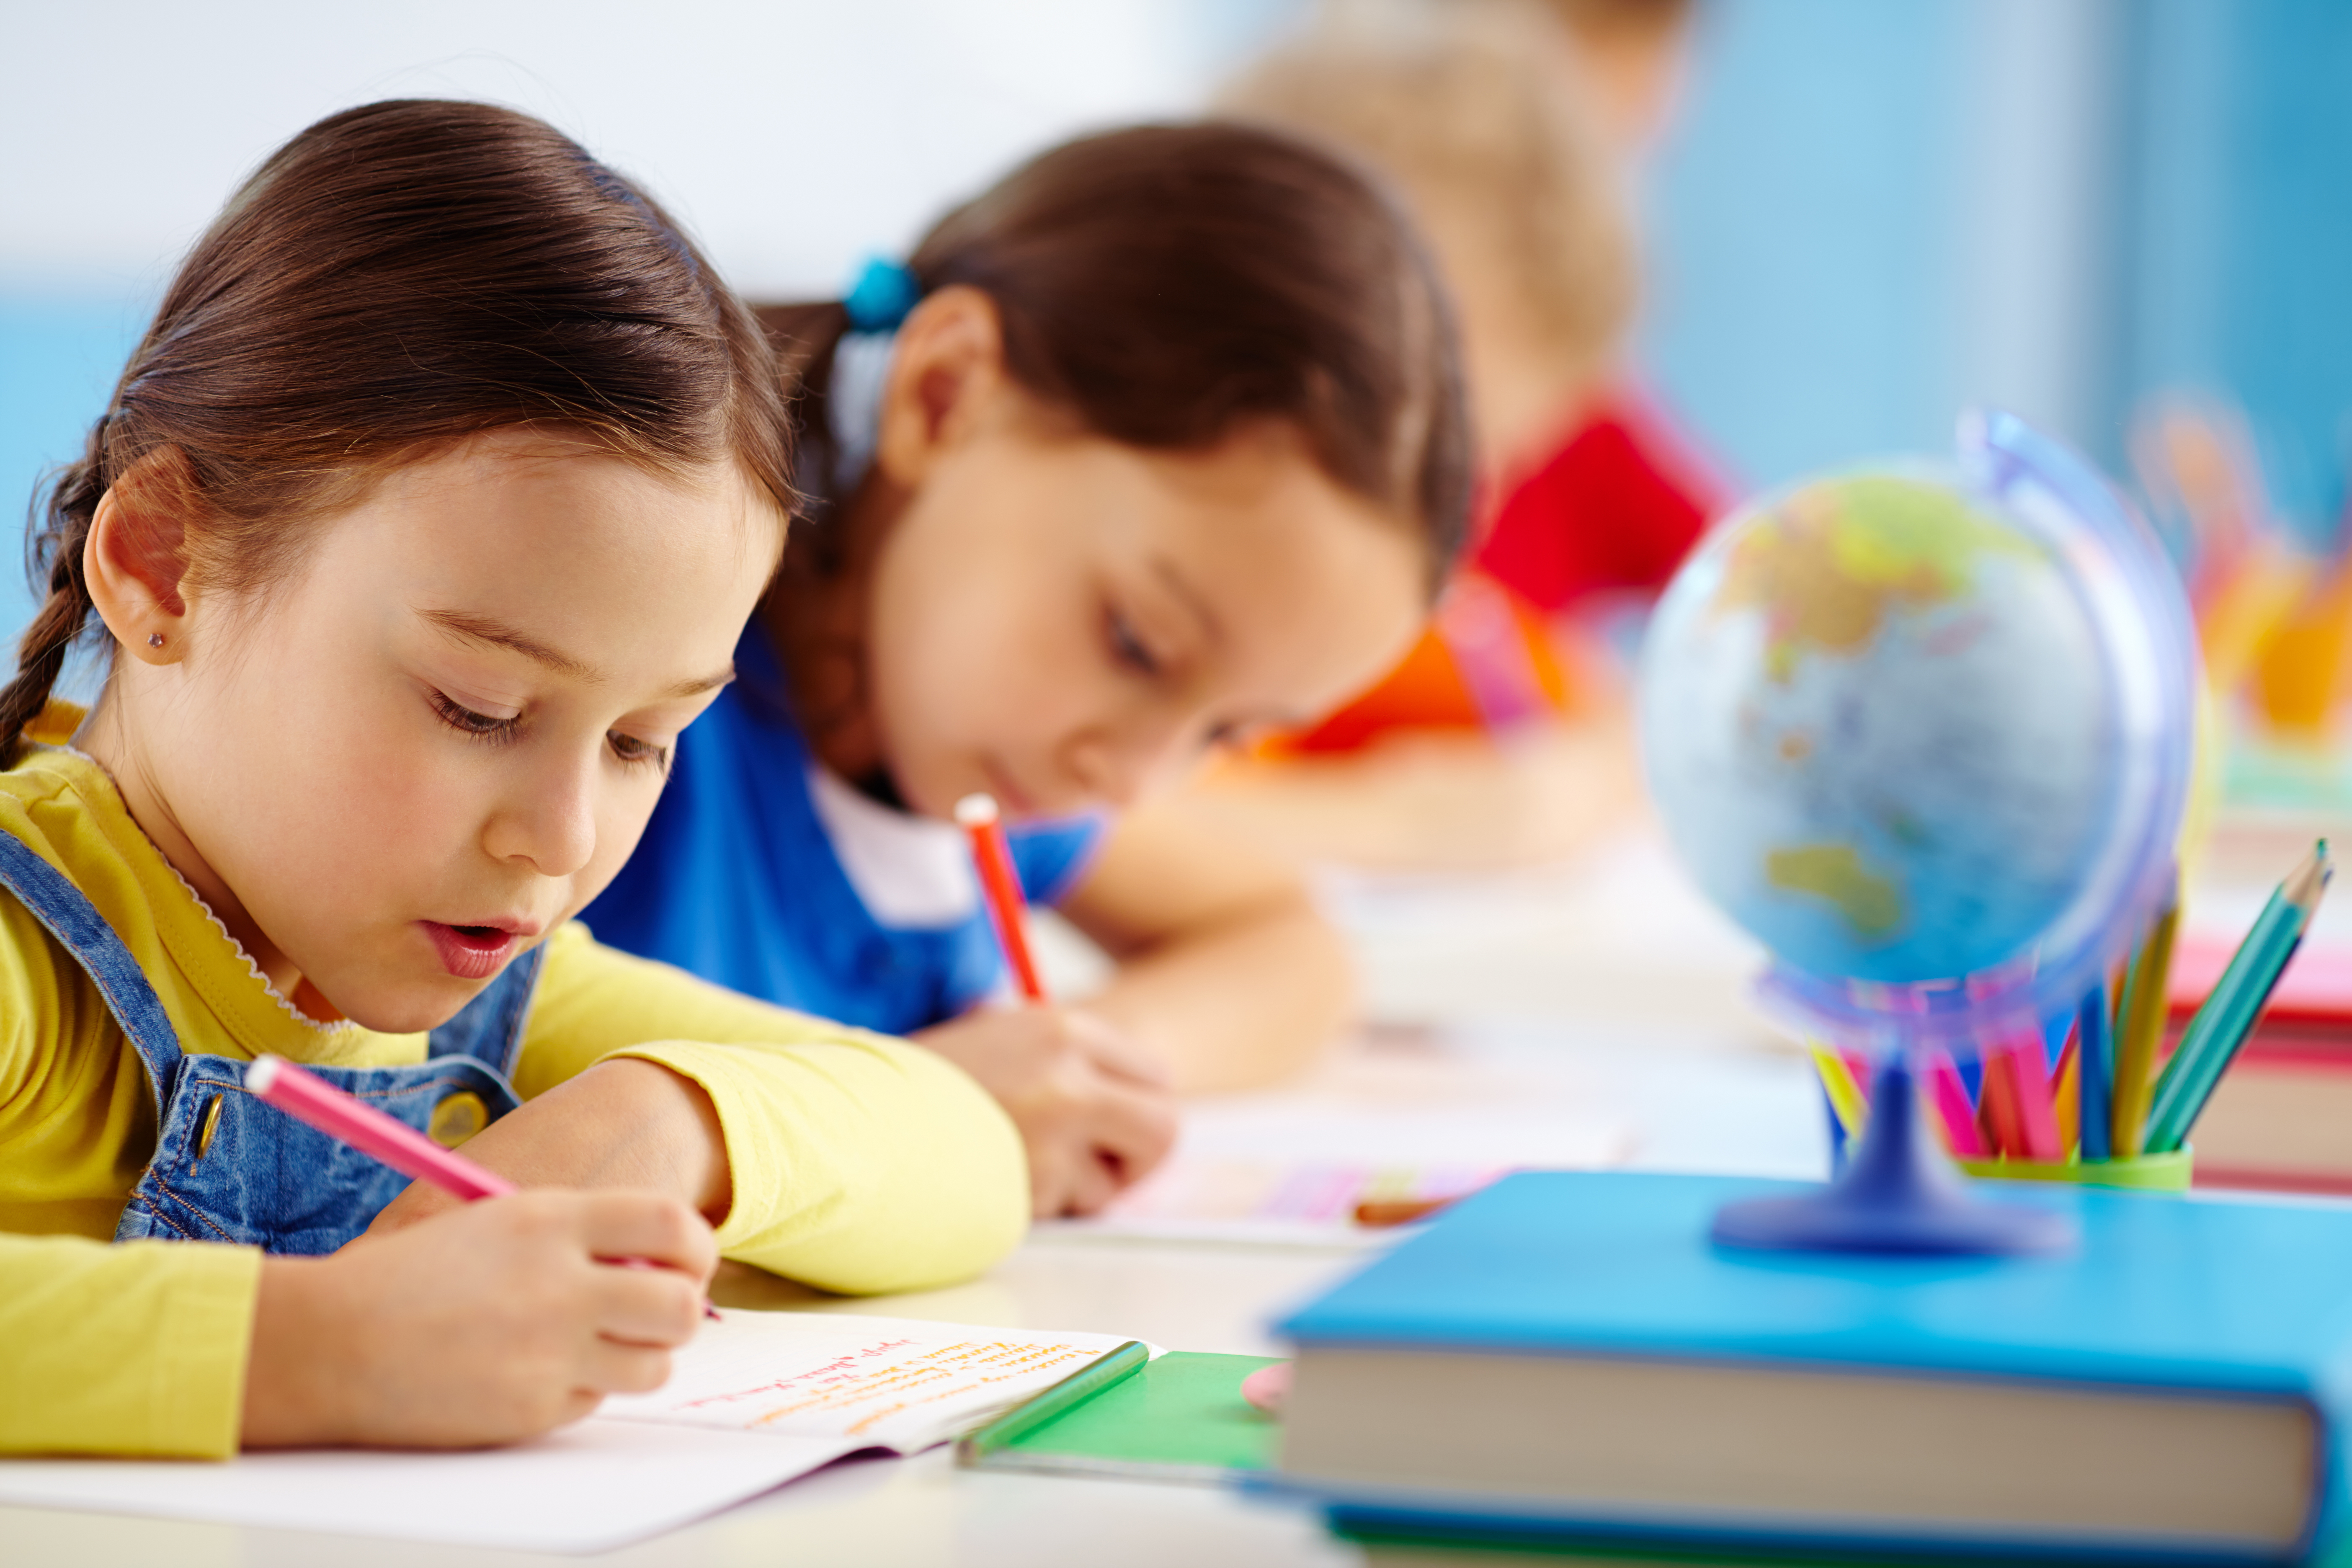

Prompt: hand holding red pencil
xmin=913 ymin=1004 xmax=1177 ymax=1215
xmin=935 ymin=793 xmax=1179 ymax=1216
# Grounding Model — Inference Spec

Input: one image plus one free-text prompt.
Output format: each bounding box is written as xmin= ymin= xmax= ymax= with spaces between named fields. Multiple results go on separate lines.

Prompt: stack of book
xmin=2172 ymin=937 xmax=2352 ymax=1193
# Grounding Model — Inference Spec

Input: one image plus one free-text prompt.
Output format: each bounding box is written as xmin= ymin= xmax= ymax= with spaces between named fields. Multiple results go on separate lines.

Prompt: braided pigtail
xmin=1 ymin=419 xmax=109 ymax=766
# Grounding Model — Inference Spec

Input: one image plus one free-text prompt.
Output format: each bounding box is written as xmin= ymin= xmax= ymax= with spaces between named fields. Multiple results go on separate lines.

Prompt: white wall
xmin=2 ymin=0 xmax=1271 ymax=299
xmin=5 ymin=0 xmax=2162 ymax=570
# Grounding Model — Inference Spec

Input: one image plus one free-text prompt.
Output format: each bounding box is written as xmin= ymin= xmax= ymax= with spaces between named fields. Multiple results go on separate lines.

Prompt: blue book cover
xmin=1275 ymin=1171 xmax=2352 ymax=1564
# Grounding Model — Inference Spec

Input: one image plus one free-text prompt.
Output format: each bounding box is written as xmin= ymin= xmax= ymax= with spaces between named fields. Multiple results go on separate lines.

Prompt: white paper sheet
xmin=0 ymin=1311 xmax=1137 ymax=1555
xmin=0 ymin=1419 xmax=840 ymax=1555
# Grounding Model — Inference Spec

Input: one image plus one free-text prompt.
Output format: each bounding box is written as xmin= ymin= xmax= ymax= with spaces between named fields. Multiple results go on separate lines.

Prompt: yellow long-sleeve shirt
xmin=0 ymin=725 xmax=1029 ymax=1459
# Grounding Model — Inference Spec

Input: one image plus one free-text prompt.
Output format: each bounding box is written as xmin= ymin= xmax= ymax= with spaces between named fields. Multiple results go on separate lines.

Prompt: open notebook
xmin=0 ymin=1311 xmax=1143 ymax=1554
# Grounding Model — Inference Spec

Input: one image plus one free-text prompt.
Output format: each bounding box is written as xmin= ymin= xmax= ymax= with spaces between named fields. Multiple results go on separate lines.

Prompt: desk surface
xmin=8 ymin=841 xmax=1826 ymax=1568
xmin=5 ymin=1040 xmax=1823 ymax=1568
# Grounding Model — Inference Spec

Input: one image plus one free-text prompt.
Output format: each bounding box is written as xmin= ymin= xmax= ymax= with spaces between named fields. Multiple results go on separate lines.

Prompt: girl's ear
xmin=872 ymin=285 xmax=1008 ymax=486
xmin=84 ymin=449 xmax=198 ymax=666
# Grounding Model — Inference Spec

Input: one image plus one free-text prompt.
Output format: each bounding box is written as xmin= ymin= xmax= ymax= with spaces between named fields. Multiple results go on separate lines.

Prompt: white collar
xmin=803 ymin=762 xmax=981 ymax=930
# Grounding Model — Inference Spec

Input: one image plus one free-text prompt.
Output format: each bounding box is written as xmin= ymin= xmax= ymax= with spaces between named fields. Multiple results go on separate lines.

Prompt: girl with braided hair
xmin=0 ymin=101 xmax=1026 ymax=1458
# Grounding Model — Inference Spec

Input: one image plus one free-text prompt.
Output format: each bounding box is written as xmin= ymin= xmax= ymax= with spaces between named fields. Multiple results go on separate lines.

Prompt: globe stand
xmin=1711 ymin=1057 xmax=2076 ymax=1256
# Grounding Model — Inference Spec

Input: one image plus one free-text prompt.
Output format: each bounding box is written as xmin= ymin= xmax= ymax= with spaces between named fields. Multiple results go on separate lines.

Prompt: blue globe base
xmin=1712 ymin=1058 xmax=2077 ymax=1257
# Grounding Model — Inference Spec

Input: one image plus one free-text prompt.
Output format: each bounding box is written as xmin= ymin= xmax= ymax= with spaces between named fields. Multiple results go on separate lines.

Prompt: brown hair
xmin=5 ymin=99 xmax=792 ymax=764
xmin=1219 ymin=3 xmax=1639 ymax=395
xmin=762 ymin=121 xmax=1470 ymax=588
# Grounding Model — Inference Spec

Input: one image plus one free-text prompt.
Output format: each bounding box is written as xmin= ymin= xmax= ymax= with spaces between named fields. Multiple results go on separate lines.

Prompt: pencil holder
xmin=1958 ymin=1148 xmax=2193 ymax=1194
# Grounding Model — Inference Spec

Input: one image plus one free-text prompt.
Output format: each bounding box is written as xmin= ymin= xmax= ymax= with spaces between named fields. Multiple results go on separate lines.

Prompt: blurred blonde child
xmin=1199 ymin=0 xmax=1725 ymax=870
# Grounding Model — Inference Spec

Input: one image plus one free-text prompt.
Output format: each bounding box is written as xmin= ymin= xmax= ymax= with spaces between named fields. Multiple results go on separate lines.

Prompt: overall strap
xmin=0 ymin=827 xmax=183 ymax=1118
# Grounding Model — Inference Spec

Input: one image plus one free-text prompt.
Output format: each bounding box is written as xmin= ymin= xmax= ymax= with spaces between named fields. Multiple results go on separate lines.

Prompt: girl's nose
xmin=481 ymin=751 xmax=598 ymax=879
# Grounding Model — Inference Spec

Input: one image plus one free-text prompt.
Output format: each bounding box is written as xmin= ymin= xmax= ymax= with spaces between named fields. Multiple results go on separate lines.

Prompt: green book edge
xmin=956 ymin=1348 xmax=1282 ymax=1483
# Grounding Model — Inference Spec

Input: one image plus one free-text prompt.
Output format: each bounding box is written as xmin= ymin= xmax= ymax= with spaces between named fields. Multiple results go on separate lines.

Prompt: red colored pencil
xmin=2006 ymin=1037 xmax=2065 ymax=1161
xmin=956 ymin=792 xmax=1047 ymax=1001
xmin=248 ymin=1055 xmax=719 ymax=1318
xmin=1978 ymin=1050 xmax=2027 ymax=1157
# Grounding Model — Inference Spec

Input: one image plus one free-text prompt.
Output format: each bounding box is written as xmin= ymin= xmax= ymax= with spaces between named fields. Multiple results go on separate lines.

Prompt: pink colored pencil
xmin=1922 ymin=1051 xmax=1986 ymax=1158
xmin=249 ymin=1054 xmax=516 ymax=1199
xmin=248 ymin=1055 xmax=718 ymax=1318
xmin=2004 ymin=1037 xmax=2065 ymax=1162
xmin=955 ymin=792 xmax=1047 ymax=1001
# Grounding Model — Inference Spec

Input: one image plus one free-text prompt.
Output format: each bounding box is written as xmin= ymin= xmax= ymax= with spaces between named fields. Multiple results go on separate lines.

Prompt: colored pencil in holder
xmin=2006 ymin=1039 xmax=2064 ymax=1162
xmin=1923 ymin=1051 xmax=1986 ymax=1158
xmin=2052 ymin=1032 xmax=2081 ymax=1157
xmin=2146 ymin=841 xmax=2333 ymax=1154
xmin=2076 ymin=981 xmax=2114 ymax=1162
xmin=2111 ymin=887 xmax=2182 ymax=1157
xmin=1809 ymin=1045 xmax=1866 ymax=1133
xmin=1978 ymin=1050 xmax=2027 ymax=1158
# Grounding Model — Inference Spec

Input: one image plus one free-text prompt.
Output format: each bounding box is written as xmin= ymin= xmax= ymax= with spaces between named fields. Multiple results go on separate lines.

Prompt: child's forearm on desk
xmin=450 ymin=1032 xmax=1031 ymax=1295
xmin=0 ymin=1233 xmax=260 ymax=1457
xmin=619 ymin=1036 xmax=1031 ymax=1293
xmin=366 ymin=1057 xmax=730 ymax=1233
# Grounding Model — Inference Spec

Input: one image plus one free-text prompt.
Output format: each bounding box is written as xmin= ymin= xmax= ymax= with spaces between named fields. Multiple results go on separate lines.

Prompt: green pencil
xmin=2144 ymin=841 xmax=2333 ymax=1155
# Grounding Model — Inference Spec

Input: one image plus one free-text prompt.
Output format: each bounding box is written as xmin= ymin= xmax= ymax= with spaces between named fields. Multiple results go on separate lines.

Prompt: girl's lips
xmin=420 ymin=921 xmax=523 ymax=982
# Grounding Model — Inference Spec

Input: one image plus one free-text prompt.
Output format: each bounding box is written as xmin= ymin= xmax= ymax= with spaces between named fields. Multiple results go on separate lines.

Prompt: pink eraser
xmin=1240 ymin=1362 xmax=1292 ymax=1415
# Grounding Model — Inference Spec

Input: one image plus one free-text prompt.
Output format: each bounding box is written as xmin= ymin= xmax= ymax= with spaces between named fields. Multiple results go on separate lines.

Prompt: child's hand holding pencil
xmin=914 ymin=1006 xmax=1177 ymax=1217
xmin=240 ymin=1055 xmax=720 ymax=1448
xmin=242 ymin=1184 xmax=717 ymax=1448
xmin=933 ymin=793 xmax=1181 ymax=1218
xmin=250 ymin=1055 xmax=722 ymax=1319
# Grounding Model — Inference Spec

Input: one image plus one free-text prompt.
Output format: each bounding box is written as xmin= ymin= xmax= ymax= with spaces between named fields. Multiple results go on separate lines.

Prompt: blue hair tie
xmin=843 ymin=256 xmax=920 ymax=332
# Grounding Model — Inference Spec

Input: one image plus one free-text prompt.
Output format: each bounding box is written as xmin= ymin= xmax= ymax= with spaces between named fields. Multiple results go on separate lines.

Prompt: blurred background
xmin=4 ymin=0 xmax=2349 ymax=645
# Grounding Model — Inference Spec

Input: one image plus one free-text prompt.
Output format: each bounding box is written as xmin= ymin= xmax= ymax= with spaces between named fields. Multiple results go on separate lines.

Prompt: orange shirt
xmin=1279 ymin=390 xmax=1724 ymax=753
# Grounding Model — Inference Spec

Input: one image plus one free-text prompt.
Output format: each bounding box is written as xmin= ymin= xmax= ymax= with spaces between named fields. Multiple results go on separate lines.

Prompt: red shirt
xmin=1472 ymin=389 xmax=1724 ymax=615
xmin=1265 ymin=390 xmax=1725 ymax=754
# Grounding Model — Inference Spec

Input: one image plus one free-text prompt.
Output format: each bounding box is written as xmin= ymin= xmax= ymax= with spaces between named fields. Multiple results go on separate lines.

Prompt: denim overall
xmin=0 ymin=828 xmax=543 ymax=1254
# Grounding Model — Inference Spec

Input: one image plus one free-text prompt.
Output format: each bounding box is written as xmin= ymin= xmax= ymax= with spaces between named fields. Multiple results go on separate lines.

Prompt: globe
xmin=1641 ymin=414 xmax=2195 ymax=1052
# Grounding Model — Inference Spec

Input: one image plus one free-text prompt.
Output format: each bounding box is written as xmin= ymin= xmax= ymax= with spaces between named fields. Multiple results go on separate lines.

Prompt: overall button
xmin=429 ymin=1090 xmax=489 ymax=1149
xmin=194 ymin=1094 xmax=224 ymax=1160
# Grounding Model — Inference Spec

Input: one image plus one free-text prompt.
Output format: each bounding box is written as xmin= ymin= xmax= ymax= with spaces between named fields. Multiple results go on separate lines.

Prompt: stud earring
xmin=147 ymin=633 xmax=164 ymax=648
